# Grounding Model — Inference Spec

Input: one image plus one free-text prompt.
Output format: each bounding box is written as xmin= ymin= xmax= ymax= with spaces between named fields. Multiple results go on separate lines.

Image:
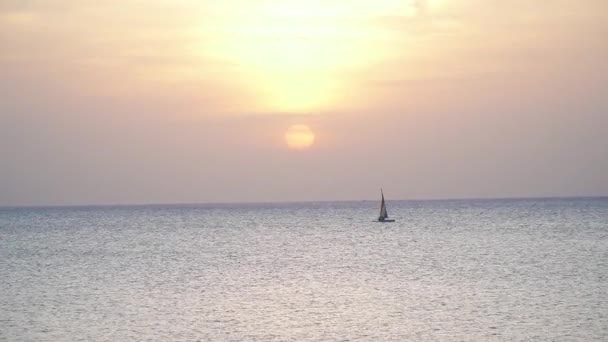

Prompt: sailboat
xmin=377 ymin=189 xmax=395 ymax=222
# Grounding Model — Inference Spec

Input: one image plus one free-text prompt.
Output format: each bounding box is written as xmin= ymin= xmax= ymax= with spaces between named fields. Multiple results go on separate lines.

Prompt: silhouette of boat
xmin=377 ymin=189 xmax=395 ymax=222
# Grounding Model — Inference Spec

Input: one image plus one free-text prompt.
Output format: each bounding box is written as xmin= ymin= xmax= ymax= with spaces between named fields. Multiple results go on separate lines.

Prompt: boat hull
xmin=377 ymin=219 xmax=395 ymax=223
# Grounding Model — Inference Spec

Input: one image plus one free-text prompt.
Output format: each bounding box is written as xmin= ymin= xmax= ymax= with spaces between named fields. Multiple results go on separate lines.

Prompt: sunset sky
xmin=1 ymin=0 xmax=607 ymax=206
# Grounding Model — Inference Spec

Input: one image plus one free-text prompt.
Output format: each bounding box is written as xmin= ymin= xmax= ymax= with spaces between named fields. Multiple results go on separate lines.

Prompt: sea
xmin=1 ymin=198 xmax=607 ymax=341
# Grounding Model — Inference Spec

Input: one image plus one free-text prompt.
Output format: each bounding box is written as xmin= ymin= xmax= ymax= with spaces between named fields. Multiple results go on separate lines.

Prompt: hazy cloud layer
xmin=1 ymin=1 xmax=607 ymax=205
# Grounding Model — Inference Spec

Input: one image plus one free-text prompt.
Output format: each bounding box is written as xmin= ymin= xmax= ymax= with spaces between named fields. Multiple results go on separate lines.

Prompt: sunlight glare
xmin=199 ymin=0 xmax=427 ymax=113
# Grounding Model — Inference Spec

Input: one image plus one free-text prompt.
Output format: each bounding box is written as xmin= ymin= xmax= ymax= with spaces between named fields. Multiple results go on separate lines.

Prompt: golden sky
xmin=1 ymin=0 xmax=607 ymax=205
xmin=2 ymin=0 xmax=604 ymax=114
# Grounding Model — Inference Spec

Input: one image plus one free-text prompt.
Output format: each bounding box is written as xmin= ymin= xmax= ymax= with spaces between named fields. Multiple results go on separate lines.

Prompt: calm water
xmin=1 ymin=198 xmax=607 ymax=341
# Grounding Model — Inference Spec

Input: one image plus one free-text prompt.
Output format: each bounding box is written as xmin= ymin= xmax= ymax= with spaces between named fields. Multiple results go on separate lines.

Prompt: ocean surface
xmin=1 ymin=198 xmax=607 ymax=341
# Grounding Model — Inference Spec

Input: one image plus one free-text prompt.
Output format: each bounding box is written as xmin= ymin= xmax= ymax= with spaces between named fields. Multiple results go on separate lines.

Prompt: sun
xmin=285 ymin=124 xmax=315 ymax=150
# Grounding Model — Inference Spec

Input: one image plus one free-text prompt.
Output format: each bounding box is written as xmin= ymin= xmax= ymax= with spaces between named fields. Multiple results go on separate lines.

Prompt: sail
xmin=379 ymin=190 xmax=388 ymax=219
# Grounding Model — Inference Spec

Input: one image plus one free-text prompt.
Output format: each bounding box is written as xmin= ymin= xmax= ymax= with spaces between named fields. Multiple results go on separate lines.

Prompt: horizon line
xmin=1 ymin=195 xmax=607 ymax=210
